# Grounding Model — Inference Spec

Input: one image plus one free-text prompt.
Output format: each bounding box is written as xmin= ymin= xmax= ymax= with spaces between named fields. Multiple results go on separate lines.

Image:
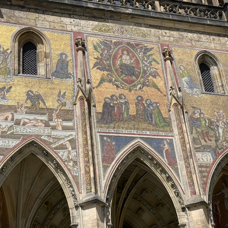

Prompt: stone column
xmin=185 ymin=197 xmax=210 ymax=228
xmin=75 ymin=37 xmax=105 ymax=228
xmin=75 ymin=37 xmax=86 ymax=91
xmin=154 ymin=0 xmax=161 ymax=11
xmin=162 ymin=47 xmax=199 ymax=198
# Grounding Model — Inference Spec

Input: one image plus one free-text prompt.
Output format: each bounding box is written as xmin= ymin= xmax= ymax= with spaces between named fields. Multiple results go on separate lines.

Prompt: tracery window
xmin=195 ymin=51 xmax=227 ymax=94
xmin=13 ymin=27 xmax=51 ymax=78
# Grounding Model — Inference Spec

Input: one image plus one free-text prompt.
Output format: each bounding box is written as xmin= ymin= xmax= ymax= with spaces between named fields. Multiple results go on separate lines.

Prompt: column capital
xmin=75 ymin=36 xmax=85 ymax=52
xmin=162 ymin=47 xmax=172 ymax=61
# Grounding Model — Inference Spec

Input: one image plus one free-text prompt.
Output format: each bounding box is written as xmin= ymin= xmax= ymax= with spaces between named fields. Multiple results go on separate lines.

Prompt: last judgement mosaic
xmin=87 ymin=36 xmax=171 ymax=132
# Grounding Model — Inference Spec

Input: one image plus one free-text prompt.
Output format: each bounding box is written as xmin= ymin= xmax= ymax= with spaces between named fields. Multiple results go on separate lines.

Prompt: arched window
xmin=195 ymin=51 xmax=227 ymax=94
xmin=22 ymin=42 xmax=37 ymax=75
xmin=13 ymin=27 xmax=51 ymax=78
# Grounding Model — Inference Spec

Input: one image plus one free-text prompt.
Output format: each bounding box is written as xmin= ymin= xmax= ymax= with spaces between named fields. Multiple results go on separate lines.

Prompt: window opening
xmin=199 ymin=63 xmax=214 ymax=93
xmin=218 ymin=0 xmax=224 ymax=6
xmin=22 ymin=42 xmax=37 ymax=75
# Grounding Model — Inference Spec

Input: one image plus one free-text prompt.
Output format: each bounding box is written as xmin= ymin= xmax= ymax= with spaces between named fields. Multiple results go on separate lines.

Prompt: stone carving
xmin=161 ymin=2 xmax=223 ymax=20
xmin=85 ymin=0 xmax=224 ymax=21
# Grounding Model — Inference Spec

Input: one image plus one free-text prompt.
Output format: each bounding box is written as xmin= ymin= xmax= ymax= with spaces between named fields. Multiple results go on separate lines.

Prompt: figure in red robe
xmin=102 ymin=137 xmax=116 ymax=164
xmin=135 ymin=95 xmax=145 ymax=119
xmin=161 ymin=139 xmax=177 ymax=167
xmin=111 ymin=94 xmax=122 ymax=121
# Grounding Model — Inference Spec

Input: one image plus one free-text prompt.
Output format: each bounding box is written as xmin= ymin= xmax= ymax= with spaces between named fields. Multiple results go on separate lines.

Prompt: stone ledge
xmin=78 ymin=195 xmax=107 ymax=207
xmin=185 ymin=195 xmax=208 ymax=208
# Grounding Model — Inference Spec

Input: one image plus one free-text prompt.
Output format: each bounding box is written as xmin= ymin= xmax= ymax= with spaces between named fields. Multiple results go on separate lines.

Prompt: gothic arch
xmin=205 ymin=146 xmax=228 ymax=201
xmin=0 ymin=136 xmax=79 ymax=226
xmin=104 ymin=140 xmax=187 ymax=227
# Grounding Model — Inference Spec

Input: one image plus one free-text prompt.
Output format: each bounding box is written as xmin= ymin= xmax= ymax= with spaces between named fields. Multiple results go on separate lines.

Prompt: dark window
xmin=199 ymin=63 xmax=214 ymax=93
xmin=22 ymin=42 xmax=37 ymax=75
xmin=218 ymin=0 xmax=224 ymax=6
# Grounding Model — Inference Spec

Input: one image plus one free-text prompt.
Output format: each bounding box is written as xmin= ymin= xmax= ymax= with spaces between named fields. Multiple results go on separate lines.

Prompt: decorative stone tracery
xmin=86 ymin=0 xmax=225 ymax=21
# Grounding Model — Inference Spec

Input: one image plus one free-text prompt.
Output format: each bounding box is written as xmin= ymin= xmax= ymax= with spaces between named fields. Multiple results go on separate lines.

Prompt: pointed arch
xmin=0 ymin=136 xmax=79 ymax=225
xmin=205 ymin=146 xmax=228 ymax=201
xmin=104 ymin=140 xmax=187 ymax=226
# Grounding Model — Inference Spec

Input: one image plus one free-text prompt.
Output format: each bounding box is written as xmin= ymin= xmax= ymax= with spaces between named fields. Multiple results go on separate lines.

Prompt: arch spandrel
xmin=0 ymin=136 xmax=79 ymax=225
xmin=104 ymin=141 xmax=185 ymax=207
xmin=103 ymin=138 xmax=182 ymax=192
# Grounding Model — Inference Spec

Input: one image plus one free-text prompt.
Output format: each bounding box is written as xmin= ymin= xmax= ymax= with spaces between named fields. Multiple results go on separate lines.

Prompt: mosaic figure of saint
xmin=199 ymin=112 xmax=212 ymax=143
xmin=145 ymin=99 xmax=156 ymax=124
xmin=52 ymin=53 xmax=72 ymax=79
xmin=0 ymin=86 xmax=12 ymax=103
xmin=135 ymin=95 xmax=145 ymax=119
xmin=161 ymin=139 xmax=177 ymax=167
xmin=119 ymin=94 xmax=129 ymax=120
xmin=102 ymin=137 xmax=116 ymax=164
xmin=0 ymin=54 xmax=10 ymax=77
xmin=98 ymin=97 xmax=115 ymax=125
xmin=25 ymin=90 xmax=47 ymax=112
xmin=110 ymin=94 xmax=122 ymax=121
xmin=117 ymin=49 xmax=138 ymax=83
xmin=153 ymin=102 xmax=170 ymax=128
xmin=179 ymin=65 xmax=201 ymax=96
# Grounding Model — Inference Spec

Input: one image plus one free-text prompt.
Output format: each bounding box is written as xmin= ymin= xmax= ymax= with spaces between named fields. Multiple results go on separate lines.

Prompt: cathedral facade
xmin=0 ymin=0 xmax=227 ymax=227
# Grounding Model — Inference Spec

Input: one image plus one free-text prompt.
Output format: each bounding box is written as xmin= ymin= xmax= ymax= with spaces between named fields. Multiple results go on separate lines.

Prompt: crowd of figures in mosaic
xmin=98 ymin=94 xmax=169 ymax=127
xmin=189 ymin=107 xmax=228 ymax=161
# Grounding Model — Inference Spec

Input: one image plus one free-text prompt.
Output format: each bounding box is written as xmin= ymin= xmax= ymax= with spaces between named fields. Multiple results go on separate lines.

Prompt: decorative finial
xmin=162 ymin=47 xmax=172 ymax=61
xmin=75 ymin=36 xmax=85 ymax=52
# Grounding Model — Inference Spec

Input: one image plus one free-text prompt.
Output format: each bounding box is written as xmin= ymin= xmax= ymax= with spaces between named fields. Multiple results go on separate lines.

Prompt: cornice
xmin=1 ymin=0 xmax=228 ymax=35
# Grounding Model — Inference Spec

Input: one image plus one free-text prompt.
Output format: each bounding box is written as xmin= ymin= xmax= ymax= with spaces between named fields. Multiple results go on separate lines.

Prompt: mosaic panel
xmin=172 ymin=46 xmax=228 ymax=189
xmin=0 ymin=24 xmax=78 ymax=181
xmin=100 ymin=135 xmax=180 ymax=179
xmin=86 ymin=35 xmax=171 ymax=133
